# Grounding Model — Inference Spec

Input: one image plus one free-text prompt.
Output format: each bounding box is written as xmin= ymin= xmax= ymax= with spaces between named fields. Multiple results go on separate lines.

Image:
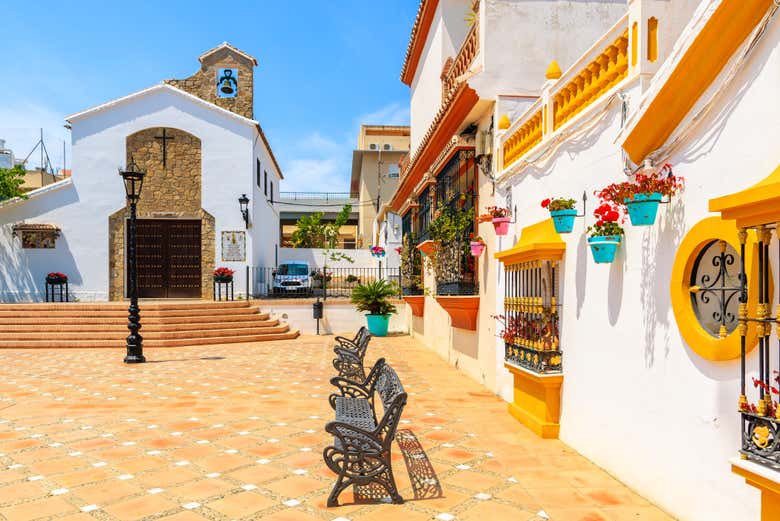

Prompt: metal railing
xmin=247 ymin=266 xmax=401 ymax=299
xmin=279 ymin=192 xmax=353 ymax=201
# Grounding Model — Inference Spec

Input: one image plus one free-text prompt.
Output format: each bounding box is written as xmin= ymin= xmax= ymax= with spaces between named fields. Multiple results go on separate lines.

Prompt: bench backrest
xmin=375 ymin=364 xmax=407 ymax=448
xmin=354 ymin=328 xmax=371 ymax=358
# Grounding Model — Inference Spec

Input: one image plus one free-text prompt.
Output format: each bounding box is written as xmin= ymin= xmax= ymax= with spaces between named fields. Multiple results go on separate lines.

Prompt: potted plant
xmin=479 ymin=206 xmax=511 ymax=236
xmin=587 ymin=203 xmax=624 ymax=264
xmin=213 ymin=267 xmax=234 ymax=283
xmin=469 ymin=233 xmax=486 ymax=256
xmin=351 ymin=280 xmax=399 ymax=336
xmin=370 ymin=245 xmax=386 ymax=258
xmin=311 ymin=269 xmax=333 ymax=289
xmin=541 ymin=197 xmax=577 ymax=233
xmin=46 ymin=272 xmax=68 ymax=284
xmin=595 ymin=164 xmax=684 ymax=226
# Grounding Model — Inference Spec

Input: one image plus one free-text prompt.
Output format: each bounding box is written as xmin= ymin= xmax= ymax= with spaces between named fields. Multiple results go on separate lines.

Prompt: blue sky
xmin=1 ymin=0 xmax=418 ymax=191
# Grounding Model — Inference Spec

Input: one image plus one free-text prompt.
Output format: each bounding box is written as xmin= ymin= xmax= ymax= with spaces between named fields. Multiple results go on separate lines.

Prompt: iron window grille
xmin=737 ymin=226 xmax=780 ymax=469
xmin=503 ymin=260 xmax=562 ymax=374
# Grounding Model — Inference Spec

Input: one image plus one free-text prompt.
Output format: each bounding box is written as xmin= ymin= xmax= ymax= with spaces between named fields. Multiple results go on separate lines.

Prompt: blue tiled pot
xmin=624 ymin=192 xmax=663 ymax=226
xmin=550 ymin=209 xmax=577 ymax=233
xmin=587 ymin=235 xmax=622 ymax=264
xmin=365 ymin=314 xmax=390 ymax=336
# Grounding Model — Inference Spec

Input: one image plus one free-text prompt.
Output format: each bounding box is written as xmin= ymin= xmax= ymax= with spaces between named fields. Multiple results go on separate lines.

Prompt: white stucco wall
xmin=0 ymin=86 xmax=279 ymax=301
xmin=492 ymin=15 xmax=780 ymax=521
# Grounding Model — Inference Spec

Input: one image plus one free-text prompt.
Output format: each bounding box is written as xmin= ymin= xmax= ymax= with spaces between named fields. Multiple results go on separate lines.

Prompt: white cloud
xmin=279 ymin=102 xmax=409 ymax=193
xmin=354 ymin=102 xmax=410 ymax=127
xmin=0 ymin=102 xmax=70 ymax=171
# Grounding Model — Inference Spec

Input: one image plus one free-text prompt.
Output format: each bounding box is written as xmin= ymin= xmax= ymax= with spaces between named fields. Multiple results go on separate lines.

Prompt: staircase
xmin=0 ymin=300 xmax=299 ymax=348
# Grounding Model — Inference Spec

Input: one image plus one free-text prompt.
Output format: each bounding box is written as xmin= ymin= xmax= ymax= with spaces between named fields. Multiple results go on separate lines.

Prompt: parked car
xmin=272 ymin=261 xmax=312 ymax=295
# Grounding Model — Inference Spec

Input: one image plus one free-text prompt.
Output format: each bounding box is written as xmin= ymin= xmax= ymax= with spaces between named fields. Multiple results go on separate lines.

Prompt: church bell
xmin=220 ymin=78 xmax=235 ymax=95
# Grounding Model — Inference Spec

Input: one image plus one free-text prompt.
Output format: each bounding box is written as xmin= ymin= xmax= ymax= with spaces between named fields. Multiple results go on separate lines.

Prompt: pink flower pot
xmin=492 ymin=217 xmax=511 ymax=236
xmin=470 ymin=241 xmax=485 ymax=256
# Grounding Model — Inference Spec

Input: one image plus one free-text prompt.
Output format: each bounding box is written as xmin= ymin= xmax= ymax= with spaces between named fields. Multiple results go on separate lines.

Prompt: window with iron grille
xmin=417 ymin=187 xmax=431 ymax=241
xmin=502 ymin=260 xmax=562 ymax=374
xmin=435 ymin=150 xmax=476 ymax=212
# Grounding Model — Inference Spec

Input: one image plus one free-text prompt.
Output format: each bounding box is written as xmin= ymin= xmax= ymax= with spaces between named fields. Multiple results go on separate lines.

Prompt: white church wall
xmin=0 ymin=86 xmax=270 ymax=301
xmin=492 ymin=18 xmax=780 ymax=520
xmin=250 ymin=134 xmax=281 ymax=272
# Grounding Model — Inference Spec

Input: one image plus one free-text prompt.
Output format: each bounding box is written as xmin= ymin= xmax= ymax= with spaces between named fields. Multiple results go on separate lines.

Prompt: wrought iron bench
xmin=323 ymin=362 xmax=407 ymax=506
xmin=332 ymin=327 xmax=371 ymax=381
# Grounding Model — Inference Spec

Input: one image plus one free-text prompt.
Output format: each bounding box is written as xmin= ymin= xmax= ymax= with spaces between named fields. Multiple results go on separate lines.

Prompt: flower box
xmin=470 ymin=241 xmax=485 ymax=256
xmin=492 ymin=217 xmax=511 ymax=236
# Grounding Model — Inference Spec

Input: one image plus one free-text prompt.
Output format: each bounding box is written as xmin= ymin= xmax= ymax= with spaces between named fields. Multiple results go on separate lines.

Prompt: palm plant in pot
xmin=587 ymin=203 xmax=624 ymax=264
xmin=541 ymin=197 xmax=578 ymax=233
xmin=351 ymin=279 xmax=399 ymax=336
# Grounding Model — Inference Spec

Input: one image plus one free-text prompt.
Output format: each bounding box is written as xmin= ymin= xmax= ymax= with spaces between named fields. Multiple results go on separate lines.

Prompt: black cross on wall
xmin=154 ymin=128 xmax=175 ymax=168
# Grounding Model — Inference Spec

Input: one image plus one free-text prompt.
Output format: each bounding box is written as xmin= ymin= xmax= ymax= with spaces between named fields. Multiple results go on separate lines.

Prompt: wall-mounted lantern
xmin=238 ymin=193 xmax=250 ymax=228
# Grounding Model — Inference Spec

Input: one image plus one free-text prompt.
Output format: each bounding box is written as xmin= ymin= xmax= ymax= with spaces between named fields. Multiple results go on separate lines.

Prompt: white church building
xmin=0 ymin=43 xmax=282 ymax=301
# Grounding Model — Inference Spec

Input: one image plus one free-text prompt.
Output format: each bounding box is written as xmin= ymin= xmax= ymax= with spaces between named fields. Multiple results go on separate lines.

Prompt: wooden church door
xmin=133 ymin=219 xmax=201 ymax=298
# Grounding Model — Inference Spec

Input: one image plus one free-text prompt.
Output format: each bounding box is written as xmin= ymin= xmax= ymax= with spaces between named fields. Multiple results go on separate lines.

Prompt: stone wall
xmin=108 ymin=127 xmax=215 ymax=300
xmin=165 ymin=48 xmax=254 ymax=120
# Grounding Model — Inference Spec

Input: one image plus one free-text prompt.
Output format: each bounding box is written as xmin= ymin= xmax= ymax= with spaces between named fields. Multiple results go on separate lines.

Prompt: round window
xmin=689 ymin=239 xmax=741 ymax=338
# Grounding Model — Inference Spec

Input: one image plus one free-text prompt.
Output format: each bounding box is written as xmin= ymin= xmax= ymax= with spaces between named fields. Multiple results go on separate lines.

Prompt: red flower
xmin=213 ymin=267 xmax=235 ymax=277
xmin=595 ymin=220 xmax=604 ymax=227
xmin=541 ymin=198 xmax=551 ymax=208
xmin=605 ymin=210 xmax=620 ymax=222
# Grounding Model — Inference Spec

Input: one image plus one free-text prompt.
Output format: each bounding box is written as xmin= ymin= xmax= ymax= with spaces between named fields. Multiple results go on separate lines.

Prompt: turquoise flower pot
xmin=550 ymin=209 xmax=577 ymax=233
xmin=588 ymin=235 xmax=621 ymax=264
xmin=365 ymin=314 xmax=390 ymax=336
xmin=624 ymin=192 xmax=663 ymax=226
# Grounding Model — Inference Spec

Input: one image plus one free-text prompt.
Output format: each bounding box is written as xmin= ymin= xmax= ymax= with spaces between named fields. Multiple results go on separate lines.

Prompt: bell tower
xmin=165 ymin=42 xmax=257 ymax=120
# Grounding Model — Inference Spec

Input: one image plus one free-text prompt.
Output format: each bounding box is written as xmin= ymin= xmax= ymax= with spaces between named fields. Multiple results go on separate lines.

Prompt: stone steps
xmin=0 ymin=301 xmax=299 ymax=348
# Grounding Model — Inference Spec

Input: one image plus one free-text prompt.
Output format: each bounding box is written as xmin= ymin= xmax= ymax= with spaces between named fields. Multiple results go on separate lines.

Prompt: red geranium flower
xmin=541 ymin=198 xmax=551 ymax=208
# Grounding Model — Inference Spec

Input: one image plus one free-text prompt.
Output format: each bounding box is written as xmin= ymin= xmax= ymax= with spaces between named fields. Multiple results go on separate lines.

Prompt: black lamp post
xmin=120 ymin=159 xmax=146 ymax=364
xmin=239 ymin=193 xmax=250 ymax=228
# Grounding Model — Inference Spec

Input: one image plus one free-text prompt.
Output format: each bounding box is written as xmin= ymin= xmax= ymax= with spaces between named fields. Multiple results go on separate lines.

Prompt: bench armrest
xmin=325 ymin=421 xmax=382 ymax=454
xmin=333 ymin=347 xmax=360 ymax=364
xmin=330 ymin=376 xmax=371 ymax=397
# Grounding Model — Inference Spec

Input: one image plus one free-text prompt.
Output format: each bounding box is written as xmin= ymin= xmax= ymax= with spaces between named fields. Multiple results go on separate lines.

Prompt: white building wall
xmin=493 ymin=17 xmax=780 ymax=520
xmin=0 ymin=87 xmax=277 ymax=301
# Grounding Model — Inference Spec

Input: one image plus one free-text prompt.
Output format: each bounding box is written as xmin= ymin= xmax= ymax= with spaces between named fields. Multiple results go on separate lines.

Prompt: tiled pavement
xmin=0 ymin=335 xmax=673 ymax=521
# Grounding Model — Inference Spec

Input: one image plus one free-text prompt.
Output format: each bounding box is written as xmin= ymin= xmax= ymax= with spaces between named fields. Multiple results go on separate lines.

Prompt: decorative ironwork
xmin=737 ymin=225 xmax=780 ymax=468
xmin=689 ymin=239 xmax=742 ymax=338
xmin=503 ymin=260 xmax=562 ymax=374
xmin=417 ymin=186 xmax=432 ymax=241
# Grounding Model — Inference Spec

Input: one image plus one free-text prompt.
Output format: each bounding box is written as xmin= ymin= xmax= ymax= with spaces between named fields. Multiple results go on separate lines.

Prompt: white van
xmin=272 ymin=261 xmax=312 ymax=295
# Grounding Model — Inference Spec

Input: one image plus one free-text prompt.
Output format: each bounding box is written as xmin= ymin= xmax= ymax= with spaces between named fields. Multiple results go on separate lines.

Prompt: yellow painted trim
xmin=631 ymin=21 xmax=638 ymax=67
xmin=495 ymin=219 xmax=566 ymax=265
xmin=732 ymin=460 xmax=780 ymax=521
xmin=670 ymin=216 xmax=763 ymax=361
xmin=647 ymin=17 xmax=658 ymax=63
xmin=505 ymin=363 xmax=562 ymax=439
xmin=623 ymin=0 xmax=773 ymax=163
xmin=710 ymin=164 xmax=780 ymax=229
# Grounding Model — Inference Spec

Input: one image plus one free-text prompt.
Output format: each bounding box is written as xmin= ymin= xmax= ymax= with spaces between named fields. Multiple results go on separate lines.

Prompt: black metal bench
xmin=332 ymin=327 xmax=371 ymax=381
xmin=323 ymin=362 xmax=407 ymax=506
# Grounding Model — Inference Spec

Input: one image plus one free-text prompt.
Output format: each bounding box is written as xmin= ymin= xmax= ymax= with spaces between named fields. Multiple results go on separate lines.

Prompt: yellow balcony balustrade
xmin=553 ymin=30 xmax=629 ymax=130
xmin=502 ymin=109 xmax=543 ymax=169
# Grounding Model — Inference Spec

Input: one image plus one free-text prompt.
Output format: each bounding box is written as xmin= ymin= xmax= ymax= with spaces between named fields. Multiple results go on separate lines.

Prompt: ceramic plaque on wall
xmin=221 ymin=231 xmax=246 ymax=261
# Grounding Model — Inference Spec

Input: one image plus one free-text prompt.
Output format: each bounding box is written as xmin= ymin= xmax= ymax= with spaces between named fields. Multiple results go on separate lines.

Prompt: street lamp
xmin=238 ymin=193 xmax=250 ymax=228
xmin=120 ymin=158 xmax=146 ymax=364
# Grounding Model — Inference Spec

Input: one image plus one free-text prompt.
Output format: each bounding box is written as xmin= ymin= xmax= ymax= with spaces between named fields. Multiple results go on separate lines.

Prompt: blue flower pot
xmin=365 ymin=314 xmax=390 ymax=336
xmin=550 ymin=209 xmax=577 ymax=233
xmin=588 ymin=235 xmax=622 ymax=264
xmin=624 ymin=192 xmax=663 ymax=226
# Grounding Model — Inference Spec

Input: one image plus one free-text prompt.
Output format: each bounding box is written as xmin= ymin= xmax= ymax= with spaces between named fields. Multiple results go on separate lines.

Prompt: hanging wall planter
xmin=492 ymin=218 xmax=510 ymax=236
xmin=586 ymin=203 xmax=625 ymax=264
xmin=587 ymin=235 xmax=622 ymax=264
xmin=550 ymin=209 xmax=577 ymax=233
xmin=470 ymin=241 xmax=485 ymax=256
xmin=624 ymin=192 xmax=663 ymax=226
xmin=479 ymin=206 xmax=512 ymax=236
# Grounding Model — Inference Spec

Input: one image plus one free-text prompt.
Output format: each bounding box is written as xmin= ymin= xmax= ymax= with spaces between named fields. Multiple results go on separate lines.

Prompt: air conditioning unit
xmin=476 ymin=130 xmax=493 ymax=157
xmin=383 ymin=143 xmax=392 ymax=151
xmin=369 ymin=143 xmax=378 ymax=151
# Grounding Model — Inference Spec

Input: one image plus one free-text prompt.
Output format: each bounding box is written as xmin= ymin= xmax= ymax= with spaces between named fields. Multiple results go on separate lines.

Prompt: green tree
xmin=290 ymin=204 xmax=352 ymax=249
xmin=0 ymin=165 xmax=27 ymax=201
